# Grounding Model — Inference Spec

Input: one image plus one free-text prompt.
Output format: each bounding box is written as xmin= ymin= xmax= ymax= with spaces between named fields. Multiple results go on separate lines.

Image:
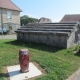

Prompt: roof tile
xmin=0 ymin=0 xmax=22 ymax=12
xmin=60 ymin=14 xmax=80 ymax=23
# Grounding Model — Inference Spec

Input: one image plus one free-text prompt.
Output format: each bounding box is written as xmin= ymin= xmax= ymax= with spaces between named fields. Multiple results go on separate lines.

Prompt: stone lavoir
xmin=15 ymin=22 xmax=80 ymax=48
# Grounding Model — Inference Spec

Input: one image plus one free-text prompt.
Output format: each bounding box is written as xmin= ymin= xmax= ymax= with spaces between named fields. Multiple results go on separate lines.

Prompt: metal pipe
xmin=1 ymin=8 xmax=3 ymax=39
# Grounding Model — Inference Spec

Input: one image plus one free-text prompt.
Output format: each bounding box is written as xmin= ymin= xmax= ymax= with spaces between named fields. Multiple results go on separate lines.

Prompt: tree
xmin=20 ymin=15 xmax=37 ymax=26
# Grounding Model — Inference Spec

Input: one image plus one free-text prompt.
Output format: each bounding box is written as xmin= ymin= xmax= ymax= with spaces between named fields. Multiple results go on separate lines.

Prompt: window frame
xmin=7 ymin=11 xmax=12 ymax=20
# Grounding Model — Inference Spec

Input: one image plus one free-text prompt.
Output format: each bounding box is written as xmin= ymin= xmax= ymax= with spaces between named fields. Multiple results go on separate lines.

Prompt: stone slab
xmin=7 ymin=62 xmax=42 ymax=80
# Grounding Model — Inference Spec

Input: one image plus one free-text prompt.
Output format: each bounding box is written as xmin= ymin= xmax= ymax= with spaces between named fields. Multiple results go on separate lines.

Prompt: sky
xmin=12 ymin=0 xmax=80 ymax=22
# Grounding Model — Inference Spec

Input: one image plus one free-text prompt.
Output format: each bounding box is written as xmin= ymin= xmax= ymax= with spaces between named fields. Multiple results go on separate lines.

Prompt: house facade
xmin=0 ymin=0 xmax=22 ymax=33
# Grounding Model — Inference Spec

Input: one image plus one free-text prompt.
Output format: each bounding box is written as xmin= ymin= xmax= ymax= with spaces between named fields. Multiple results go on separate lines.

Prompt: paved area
xmin=7 ymin=62 xmax=42 ymax=80
xmin=0 ymin=34 xmax=17 ymax=39
xmin=66 ymin=68 xmax=80 ymax=80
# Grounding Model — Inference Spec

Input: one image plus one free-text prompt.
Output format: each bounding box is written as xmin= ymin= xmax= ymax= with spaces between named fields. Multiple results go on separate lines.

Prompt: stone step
xmin=21 ymin=23 xmax=77 ymax=29
xmin=15 ymin=30 xmax=70 ymax=36
xmin=25 ymin=23 xmax=77 ymax=26
xmin=17 ymin=28 xmax=73 ymax=32
xmin=20 ymin=26 xmax=74 ymax=29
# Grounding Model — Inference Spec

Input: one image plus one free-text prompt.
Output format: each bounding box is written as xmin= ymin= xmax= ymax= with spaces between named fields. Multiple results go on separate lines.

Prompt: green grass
xmin=0 ymin=40 xmax=80 ymax=80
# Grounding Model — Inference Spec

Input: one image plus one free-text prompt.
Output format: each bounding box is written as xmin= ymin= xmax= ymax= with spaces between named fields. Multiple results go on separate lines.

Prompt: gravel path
xmin=0 ymin=34 xmax=17 ymax=39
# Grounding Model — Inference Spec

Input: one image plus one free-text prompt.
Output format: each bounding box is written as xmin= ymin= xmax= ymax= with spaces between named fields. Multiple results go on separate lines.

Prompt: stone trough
xmin=15 ymin=22 xmax=79 ymax=48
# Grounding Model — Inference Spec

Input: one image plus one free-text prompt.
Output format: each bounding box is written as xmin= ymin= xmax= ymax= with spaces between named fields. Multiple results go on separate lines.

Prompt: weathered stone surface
xmin=16 ymin=23 xmax=79 ymax=48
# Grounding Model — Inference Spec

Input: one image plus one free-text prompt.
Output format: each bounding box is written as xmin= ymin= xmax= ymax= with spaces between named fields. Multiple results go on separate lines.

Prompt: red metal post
xmin=19 ymin=49 xmax=29 ymax=73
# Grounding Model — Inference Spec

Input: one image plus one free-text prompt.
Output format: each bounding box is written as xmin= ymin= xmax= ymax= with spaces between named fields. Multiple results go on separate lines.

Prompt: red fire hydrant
xmin=19 ymin=49 xmax=29 ymax=73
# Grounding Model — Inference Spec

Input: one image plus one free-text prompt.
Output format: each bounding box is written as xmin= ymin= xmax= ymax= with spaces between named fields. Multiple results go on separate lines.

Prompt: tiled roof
xmin=0 ymin=0 xmax=22 ymax=12
xmin=60 ymin=14 xmax=80 ymax=23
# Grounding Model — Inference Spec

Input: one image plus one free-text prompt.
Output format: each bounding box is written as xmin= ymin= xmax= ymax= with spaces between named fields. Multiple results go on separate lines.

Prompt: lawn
xmin=0 ymin=40 xmax=80 ymax=80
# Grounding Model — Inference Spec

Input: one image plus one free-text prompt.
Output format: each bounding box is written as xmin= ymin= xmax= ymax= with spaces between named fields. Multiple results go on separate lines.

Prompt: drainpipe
xmin=1 ymin=8 xmax=3 ymax=39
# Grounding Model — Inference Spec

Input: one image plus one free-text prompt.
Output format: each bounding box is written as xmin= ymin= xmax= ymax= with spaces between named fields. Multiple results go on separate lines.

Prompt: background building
xmin=60 ymin=14 xmax=80 ymax=23
xmin=0 ymin=0 xmax=22 ymax=33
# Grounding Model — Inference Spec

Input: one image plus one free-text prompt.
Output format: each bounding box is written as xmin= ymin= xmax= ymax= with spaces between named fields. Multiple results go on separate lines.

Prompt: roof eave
xmin=0 ymin=7 xmax=22 ymax=12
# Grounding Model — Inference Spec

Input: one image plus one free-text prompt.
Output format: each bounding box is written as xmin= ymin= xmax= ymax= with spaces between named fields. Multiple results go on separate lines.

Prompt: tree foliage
xmin=20 ymin=15 xmax=37 ymax=26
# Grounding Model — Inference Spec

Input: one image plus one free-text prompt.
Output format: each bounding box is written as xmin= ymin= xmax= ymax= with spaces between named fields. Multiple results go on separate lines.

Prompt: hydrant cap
xmin=20 ymin=49 xmax=28 ymax=51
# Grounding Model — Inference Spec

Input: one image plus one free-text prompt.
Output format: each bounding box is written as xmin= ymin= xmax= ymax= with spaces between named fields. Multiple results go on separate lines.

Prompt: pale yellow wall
xmin=0 ymin=8 xmax=20 ymax=28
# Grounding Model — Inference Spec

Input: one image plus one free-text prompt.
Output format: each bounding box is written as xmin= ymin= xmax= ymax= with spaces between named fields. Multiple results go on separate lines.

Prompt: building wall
xmin=0 ymin=8 xmax=20 ymax=29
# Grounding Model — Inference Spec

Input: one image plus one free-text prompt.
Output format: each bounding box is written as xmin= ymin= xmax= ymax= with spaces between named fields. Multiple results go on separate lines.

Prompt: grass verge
xmin=0 ymin=39 xmax=80 ymax=80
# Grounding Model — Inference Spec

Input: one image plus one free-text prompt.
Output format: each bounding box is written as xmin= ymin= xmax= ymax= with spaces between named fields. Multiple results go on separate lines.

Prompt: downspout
xmin=1 ymin=8 xmax=3 ymax=38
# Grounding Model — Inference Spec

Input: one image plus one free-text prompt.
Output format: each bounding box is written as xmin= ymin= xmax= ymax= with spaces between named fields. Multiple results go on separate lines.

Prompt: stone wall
xmin=17 ymin=31 xmax=69 ymax=48
xmin=67 ymin=31 xmax=75 ymax=48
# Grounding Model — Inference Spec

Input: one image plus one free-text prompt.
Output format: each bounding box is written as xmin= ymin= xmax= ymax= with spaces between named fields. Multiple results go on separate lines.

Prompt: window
xmin=7 ymin=11 xmax=12 ymax=19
